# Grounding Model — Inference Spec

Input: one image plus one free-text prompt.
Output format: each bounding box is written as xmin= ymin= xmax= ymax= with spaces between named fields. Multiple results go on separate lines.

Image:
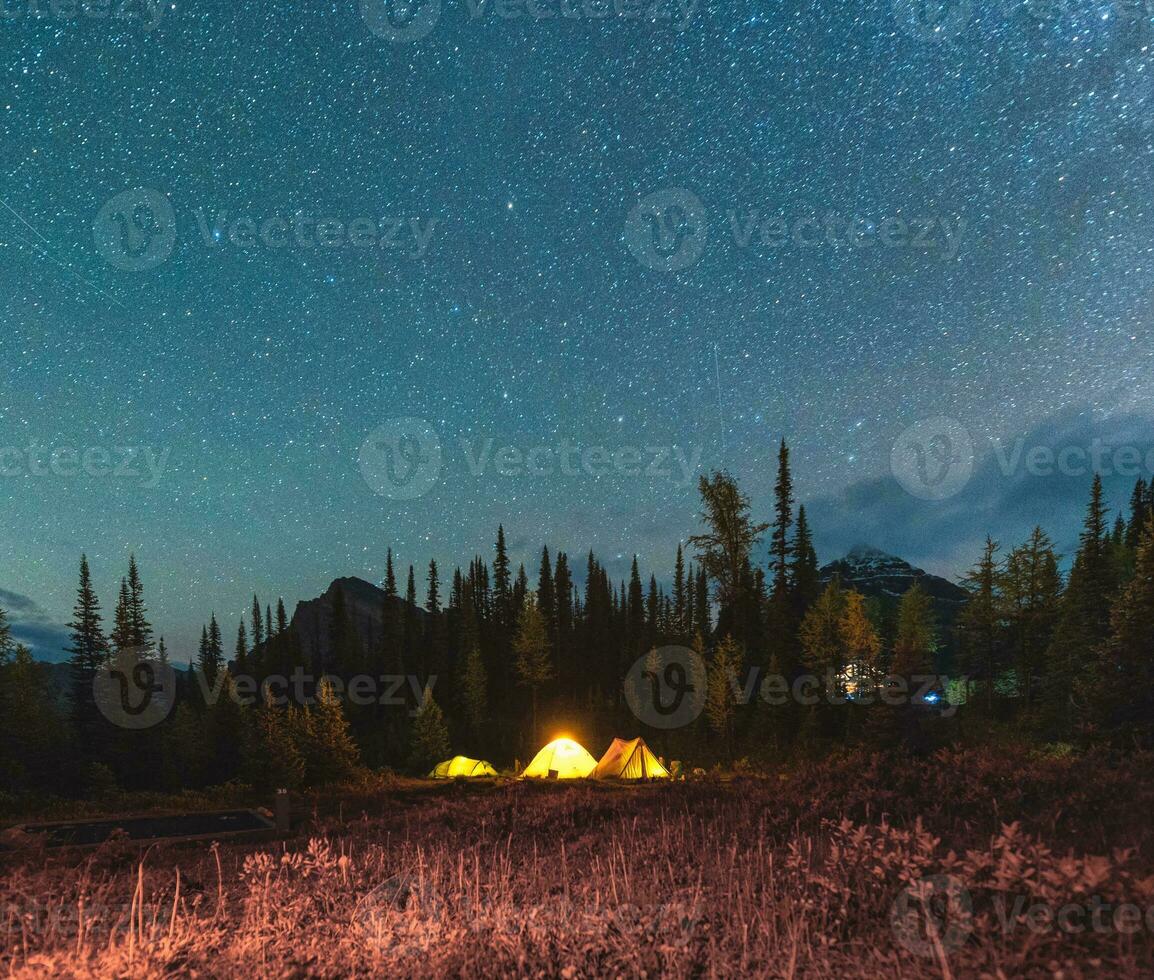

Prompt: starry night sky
xmin=3 ymin=0 xmax=1154 ymax=661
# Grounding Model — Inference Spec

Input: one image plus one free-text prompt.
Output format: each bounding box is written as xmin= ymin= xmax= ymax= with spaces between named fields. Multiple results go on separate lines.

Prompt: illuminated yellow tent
xmin=428 ymin=756 xmax=498 ymax=778
xmin=521 ymin=737 xmax=597 ymax=779
xmin=592 ymin=737 xmax=670 ymax=780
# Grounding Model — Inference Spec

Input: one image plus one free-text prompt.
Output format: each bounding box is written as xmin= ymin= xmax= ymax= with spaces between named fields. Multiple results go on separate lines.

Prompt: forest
xmin=2 ymin=440 xmax=1153 ymax=805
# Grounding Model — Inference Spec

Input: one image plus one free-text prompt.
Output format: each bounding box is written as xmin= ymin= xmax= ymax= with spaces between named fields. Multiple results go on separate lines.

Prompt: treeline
xmin=2 ymin=442 xmax=1153 ymax=803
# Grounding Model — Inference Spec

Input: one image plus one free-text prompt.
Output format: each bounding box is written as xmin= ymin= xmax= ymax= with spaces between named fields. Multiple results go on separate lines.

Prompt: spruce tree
xmin=125 ymin=555 xmax=153 ymax=657
xmin=1086 ymin=515 xmax=1154 ymax=746
xmin=769 ymin=439 xmax=794 ymax=600
xmin=234 ymin=621 xmax=248 ymax=673
xmin=513 ymin=596 xmax=553 ymax=744
xmin=380 ymin=549 xmax=404 ymax=675
xmin=407 ymin=689 xmax=451 ymax=774
xmin=304 ymin=677 xmax=360 ymax=782
xmin=251 ymin=594 xmax=264 ymax=651
xmin=673 ymin=543 xmax=687 ymax=636
xmin=67 ymin=555 xmax=109 ymax=755
xmin=1044 ymin=476 xmax=1116 ymax=735
xmin=460 ymin=644 xmax=488 ymax=743
xmin=493 ymin=525 xmax=512 ymax=630
xmin=957 ymin=537 xmax=1004 ymax=712
xmin=1002 ymin=527 xmax=1062 ymax=706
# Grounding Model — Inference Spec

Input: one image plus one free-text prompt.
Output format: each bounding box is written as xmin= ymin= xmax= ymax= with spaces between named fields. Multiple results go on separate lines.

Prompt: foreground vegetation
xmin=3 ymin=746 xmax=1153 ymax=978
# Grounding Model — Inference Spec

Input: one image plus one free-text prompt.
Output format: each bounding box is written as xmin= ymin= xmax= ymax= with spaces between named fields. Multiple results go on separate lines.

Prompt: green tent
xmin=428 ymin=756 xmax=498 ymax=778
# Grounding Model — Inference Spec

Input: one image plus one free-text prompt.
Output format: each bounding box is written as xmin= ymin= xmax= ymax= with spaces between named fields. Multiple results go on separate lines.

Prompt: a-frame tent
xmin=592 ymin=737 xmax=670 ymax=779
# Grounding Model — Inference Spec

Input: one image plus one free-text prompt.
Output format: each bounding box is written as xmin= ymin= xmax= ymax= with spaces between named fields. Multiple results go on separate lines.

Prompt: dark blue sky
xmin=3 ymin=0 xmax=1153 ymax=661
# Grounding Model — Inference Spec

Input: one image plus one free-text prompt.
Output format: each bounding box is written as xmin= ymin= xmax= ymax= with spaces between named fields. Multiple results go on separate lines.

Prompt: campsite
xmin=4 ymin=743 xmax=1154 ymax=977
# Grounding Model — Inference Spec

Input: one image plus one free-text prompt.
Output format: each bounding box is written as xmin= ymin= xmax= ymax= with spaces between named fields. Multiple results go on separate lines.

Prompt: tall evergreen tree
xmin=769 ymin=439 xmax=794 ymax=600
xmin=251 ymin=594 xmax=264 ymax=651
xmin=1002 ymin=527 xmax=1062 ymax=706
xmin=957 ymin=536 xmax=1004 ymax=712
xmin=125 ymin=555 xmax=154 ymax=657
xmin=407 ymin=689 xmax=451 ymax=774
xmin=234 ymin=621 xmax=248 ymax=673
xmin=1086 ymin=515 xmax=1154 ymax=746
xmin=493 ymin=525 xmax=512 ymax=630
xmin=672 ymin=543 xmax=687 ymax=636
xmin=513 ymin=595 xmax=553 ymax=744
xmin=1044 ymin=476 xmax=1116 ymax=734
xmin=66 ymin=555 xmax=109 ymax=755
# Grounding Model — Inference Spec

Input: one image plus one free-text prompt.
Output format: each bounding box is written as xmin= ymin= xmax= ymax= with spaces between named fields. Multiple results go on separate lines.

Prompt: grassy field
xmin=3 ymin=747 xmax=1154 ymax=978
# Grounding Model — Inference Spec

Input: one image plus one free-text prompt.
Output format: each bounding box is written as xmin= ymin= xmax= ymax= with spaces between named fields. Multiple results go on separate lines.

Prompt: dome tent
xmin=592 ymin=737 xmax=670 ymax=780
xmin=521 ymin=737 xmax=597 ymax=779
xmin=428 ymin=756 xmax=498 ymax=778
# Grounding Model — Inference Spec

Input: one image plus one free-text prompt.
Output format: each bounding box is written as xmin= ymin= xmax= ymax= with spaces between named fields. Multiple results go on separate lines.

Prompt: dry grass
xmin=3 ymin=748 xmax=1153 ymax=978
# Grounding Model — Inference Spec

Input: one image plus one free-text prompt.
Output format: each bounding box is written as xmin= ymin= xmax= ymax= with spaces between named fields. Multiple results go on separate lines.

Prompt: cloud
xmin=806 ymin=406 xmax=1154 ymax=581
xmin=0 ymin=588 xmax=71 ymax=662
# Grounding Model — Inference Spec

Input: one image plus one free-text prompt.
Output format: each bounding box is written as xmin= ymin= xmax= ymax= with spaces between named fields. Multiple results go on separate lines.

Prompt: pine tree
xmin=251 ymin=594 xmax=264 ymax=651
xmin=790 ymin=505 xmax=821 ymax=614
xmin=513 ymin=595 xmax=553 ymax=744
xmin=1044 ymin=476 xmax=1116 ymax=735
xmin=1086 ymin=515 xmax=1154 ymax=746
xmin=957 ymin=536 xmax=1004 ymax=712
xmin=1001 ymin=527 xmax=1062 ymax=706
xmin=493 ymin=525 xmax=512 ymax=630
xmin=536 ymin=546 xmax=555 ymax=630
xmin=197 ymin=617 xmax=224 ymax=690
xmin=303 ymin=677 xmax=360 ymax=782
xmin=109 ymin=578 xmax=133 ymax=656
xmin=125 ymin=555 xmax=153 ymax=657
xmin=1125 ymin=478 xmax=1149 ymax=551
xmin=380 ymin=549 xmax=404 ymax=676
xmin=276 ymin=598 xmax=288 ymax=636
xmin=67 ymin=555 xmax=109 ymax=754
xmin=891 ymin=583 xmax=938 ymax=678
xmin=407 ymin=689 xmax=451 ymax=774
xmin=769 ymin=439 xmax=794 ymax=600
xmin=404 ymin=565 xmax=420 ymax=674
xmin=234 ymin=621 xmax=248 ymax=673
xmin=672 ymin=543 xmax=687 ymax=636
xmin=460 ymin=644 xmax=488 ymax=742
xmin=425 ymin=559 xmax=448 ymax=677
